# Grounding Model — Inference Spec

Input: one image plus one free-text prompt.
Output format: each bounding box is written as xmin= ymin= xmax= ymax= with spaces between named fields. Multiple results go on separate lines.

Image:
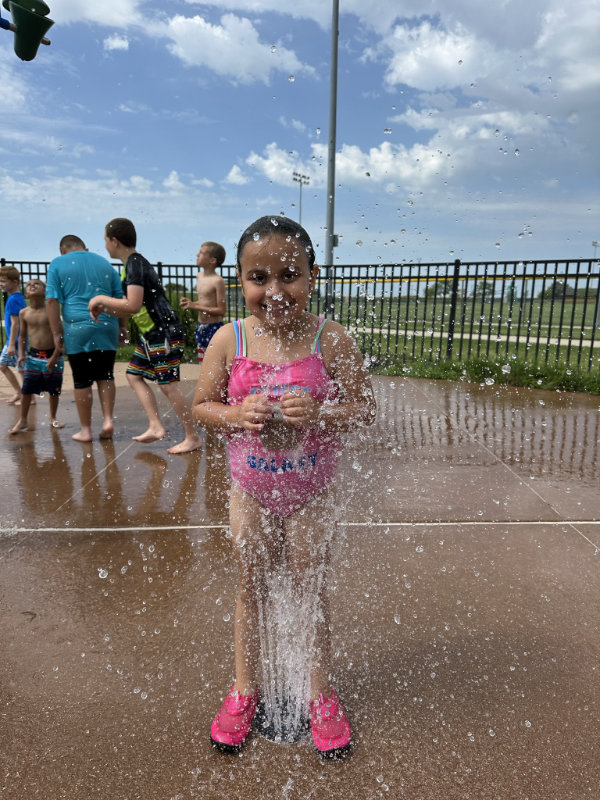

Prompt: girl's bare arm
xmin=281 ymin=320 xmax=376 ymax=432
xmin=191 ymin=326 xmax=272 ymax=434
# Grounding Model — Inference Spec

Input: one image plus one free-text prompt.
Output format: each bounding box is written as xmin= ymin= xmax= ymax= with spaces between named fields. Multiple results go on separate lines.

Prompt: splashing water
xmin=250 ymin=498 xmax=338 ymax=742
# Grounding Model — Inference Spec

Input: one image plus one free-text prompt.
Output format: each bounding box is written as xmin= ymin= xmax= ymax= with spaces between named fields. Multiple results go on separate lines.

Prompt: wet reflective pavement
xmin=1 ymin=367 xmax=599 ymax=799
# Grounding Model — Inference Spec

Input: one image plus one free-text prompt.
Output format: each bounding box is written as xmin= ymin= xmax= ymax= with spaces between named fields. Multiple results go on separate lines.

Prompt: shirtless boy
xmin=179 ymin=242 xmax=227 ymax=364
xmin=10 ymin=278 xmax=64 ymax=434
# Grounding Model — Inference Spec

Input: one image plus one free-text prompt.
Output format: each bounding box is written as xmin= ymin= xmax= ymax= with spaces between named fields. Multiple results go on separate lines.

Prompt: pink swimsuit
xmin=227 ymin=318 xmax=340 ymax=517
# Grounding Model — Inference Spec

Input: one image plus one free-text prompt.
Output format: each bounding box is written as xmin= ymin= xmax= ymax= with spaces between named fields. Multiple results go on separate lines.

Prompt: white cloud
xmin=380 ymin=21 xmax=497 ymax=92
xmin=0 ymin=169 xmax=220 ymax=221
xmin=246 ymin=142 xmax=304 ymax=184
xmin=282 ymin=117 xmax=308 ymax=133
xmin=0 ymin=52 xmax=28 ymax=112
xmin=118 ymin=101 xmax=150 ymax=114
xmin=225 ymin=164 xmax=250 ymax=184
xmin=103 ymin=34 xmax=130 ymax=51
xmin=48 ymin=0 xmax=143 ymax=26
xmin=245 ymin=139 xmax=454 ymax=192
xmin=180 ymin=0 xmax=333 ymax=28
xmin=165 ymin=13 xmax=311 ymax=84
xmin=536 ymin=2 xmax=600 ymax=93
xmin=163 ymin=170 xmax=185 ymax=191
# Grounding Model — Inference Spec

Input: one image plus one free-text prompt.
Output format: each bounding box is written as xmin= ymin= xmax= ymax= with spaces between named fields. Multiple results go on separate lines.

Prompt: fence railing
xmin=2 ymin=257 xmax=599 ymax=372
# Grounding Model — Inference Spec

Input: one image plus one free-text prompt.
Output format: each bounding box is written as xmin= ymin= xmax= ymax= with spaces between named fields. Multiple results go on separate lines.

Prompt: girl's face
xmin=238 ymin=234 xmax=318 ymax=328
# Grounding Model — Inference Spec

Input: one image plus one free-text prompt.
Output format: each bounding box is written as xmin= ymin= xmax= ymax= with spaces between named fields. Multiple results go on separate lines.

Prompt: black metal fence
xmin=2 ymin=257 xmax=599 ymax=372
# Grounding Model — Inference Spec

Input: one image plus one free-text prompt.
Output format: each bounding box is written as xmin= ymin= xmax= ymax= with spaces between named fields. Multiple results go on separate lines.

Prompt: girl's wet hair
xmin=236 ymin=215 xmax=315 ymax=271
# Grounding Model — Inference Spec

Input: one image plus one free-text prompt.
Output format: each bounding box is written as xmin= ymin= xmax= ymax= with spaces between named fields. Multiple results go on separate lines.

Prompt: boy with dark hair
xmin=46 ymin=234 xmax=124 ymax=442
xmin=180 ymin=241 xmax=227 ymax=364
xmin=9 ymin=278 xmax=64 ymax=434
xmin=88 ymin=218 xmax=202 ymax=455
xmin=0 ymin=264 xmax=26 ymax=404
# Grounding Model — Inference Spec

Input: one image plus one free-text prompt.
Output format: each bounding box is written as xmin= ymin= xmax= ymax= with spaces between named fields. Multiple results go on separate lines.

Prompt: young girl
xmin=192 ymin=216 xmax=375 ymax=757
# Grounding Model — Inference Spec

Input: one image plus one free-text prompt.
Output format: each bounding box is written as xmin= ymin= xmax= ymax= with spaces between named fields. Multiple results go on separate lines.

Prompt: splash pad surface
xmin=1 ymin=365 xmax=598 ymax=799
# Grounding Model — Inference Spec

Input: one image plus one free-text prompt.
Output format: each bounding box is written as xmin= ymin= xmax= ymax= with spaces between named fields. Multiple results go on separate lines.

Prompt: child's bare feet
xmin=167 ymin=434 xmax=203 ymax=455
xmin=133 ymin=426 xmax=166 ymax=443
xmin=50 ymin=419 xmax=65 ymax=429
xmin=6 ymin=393 xmax=20 ymax=405
xmin=99 ymin=422 xmax=114 ymax=439
xmin=72 ymin=430 xmax=93 ymax=442
xmin=9 ymin=419 xmax=28 ymax=435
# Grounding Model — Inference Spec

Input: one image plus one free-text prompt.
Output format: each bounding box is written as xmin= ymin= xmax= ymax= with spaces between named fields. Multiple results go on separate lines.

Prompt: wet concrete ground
xmin=1 ymin=366 xmax=599 ymax=800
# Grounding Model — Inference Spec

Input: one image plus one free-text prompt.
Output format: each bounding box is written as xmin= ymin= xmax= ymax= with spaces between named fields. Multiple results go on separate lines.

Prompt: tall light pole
xmin=292 ymin=172 xmax=310 ymax=225
xmin=324 ymin=0 xmax=339 ymax=314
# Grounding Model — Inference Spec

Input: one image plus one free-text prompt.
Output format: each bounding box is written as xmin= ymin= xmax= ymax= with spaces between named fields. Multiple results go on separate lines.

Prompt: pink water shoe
xmin=309 ymin=687 xmax=352 ymax=758
xmin=210 ymin=685 xmax=259 ymax=752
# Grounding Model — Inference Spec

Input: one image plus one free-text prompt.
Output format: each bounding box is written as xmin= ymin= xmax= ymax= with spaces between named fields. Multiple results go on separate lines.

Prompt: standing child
xmin=88 ymin=217 xmax=202 ymax=455
xmin=9 ymin=279 xmax=64 ymax=434
xmin=0 ymin=265 xmax=26 ymax=404
xmin=192 ymin=216 xmax=376 ymax=757
xmin=179 ymin=241 xmax=227 ymax=365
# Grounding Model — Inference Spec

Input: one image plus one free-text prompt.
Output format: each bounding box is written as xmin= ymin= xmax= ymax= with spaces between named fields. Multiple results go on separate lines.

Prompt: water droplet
xmin=288 ymin=74 xmax=295 ymax=82
xmin=501 ymin=364 xmax=511 ymax=374
xmin=394 ymin=614 xmax=401 ymax=624
xmin=485 ymin=377 xmax=495 ymax=386
xmin=271 ymin=45 xmax=277 ymax=53
xmin=383 ymin=127 xmax=392 ymax=135
xmin=98 ymin=568 xmax=108 ymax=579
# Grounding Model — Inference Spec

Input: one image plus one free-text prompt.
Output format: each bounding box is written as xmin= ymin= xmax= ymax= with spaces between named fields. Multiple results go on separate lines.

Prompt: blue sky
xmin=1 ymin=0 xmax=599 ymax=267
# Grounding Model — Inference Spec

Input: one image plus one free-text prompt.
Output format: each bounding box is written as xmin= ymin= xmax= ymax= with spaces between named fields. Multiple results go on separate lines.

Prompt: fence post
xmin=446 ymin=258 xmax=461 ymax=359
xmin=324 ymin=264 xmax=335 ymax=317
xmin=156 ymin=261 xmax=163 ymax=282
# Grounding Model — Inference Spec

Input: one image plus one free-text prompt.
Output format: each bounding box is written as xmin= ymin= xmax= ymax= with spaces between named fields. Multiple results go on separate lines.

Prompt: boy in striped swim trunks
xmin=88 ymin=217 xmax=202 ymax=455
xmin=9 ymin=279 xmax=64 ymax=434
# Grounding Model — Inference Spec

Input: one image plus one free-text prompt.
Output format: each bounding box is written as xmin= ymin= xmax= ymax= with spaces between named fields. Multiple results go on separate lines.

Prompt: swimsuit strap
xmin=235 ymin=317 xmax=323 ymax=356
xmin=233 ymin=319 xmax=247 ymax=357
xmin=311 ymin=316 xmax=327 ymax=354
